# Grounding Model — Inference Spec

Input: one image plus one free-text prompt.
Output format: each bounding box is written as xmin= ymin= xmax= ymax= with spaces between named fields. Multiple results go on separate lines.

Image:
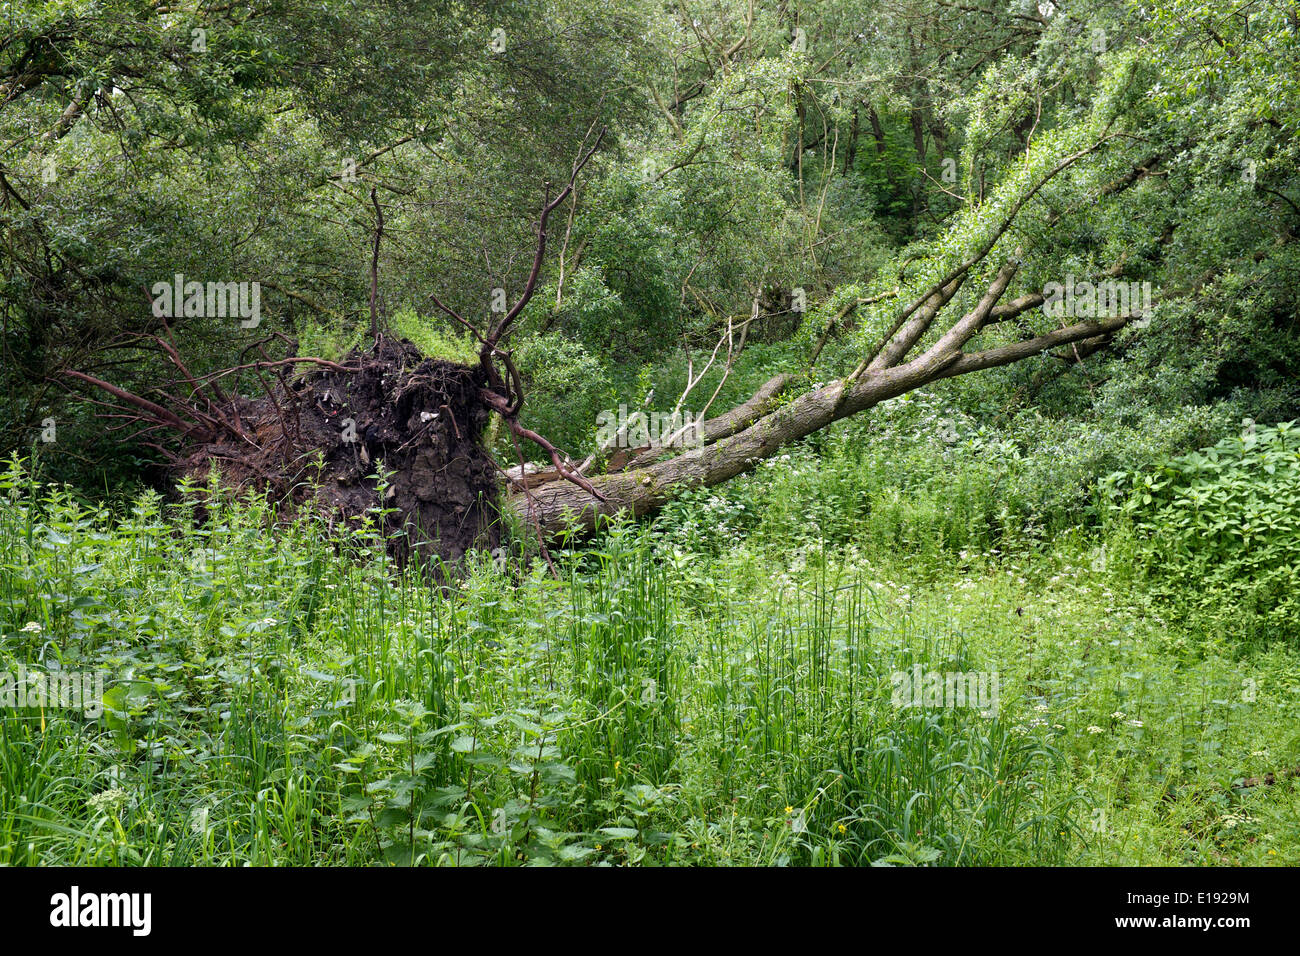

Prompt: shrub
xmin=509 ymin=332 xmax=612 ymax=457
xmin=1102 ymin=421 xmax=1300 ymax=641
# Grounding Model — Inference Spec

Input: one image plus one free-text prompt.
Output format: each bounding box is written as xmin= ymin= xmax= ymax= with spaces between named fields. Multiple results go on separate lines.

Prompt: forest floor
xmin=1 ymin=456 xmax=1296 ymax=866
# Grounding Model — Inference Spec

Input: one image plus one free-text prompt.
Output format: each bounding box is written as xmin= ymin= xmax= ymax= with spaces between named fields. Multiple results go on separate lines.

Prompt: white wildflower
xmin=87 ymin=788 xmax=129 ymax=815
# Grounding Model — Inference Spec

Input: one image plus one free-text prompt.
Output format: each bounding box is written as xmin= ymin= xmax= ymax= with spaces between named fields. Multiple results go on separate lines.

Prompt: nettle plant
xmin=1102 ymin=421 xmax=1300 ymax=640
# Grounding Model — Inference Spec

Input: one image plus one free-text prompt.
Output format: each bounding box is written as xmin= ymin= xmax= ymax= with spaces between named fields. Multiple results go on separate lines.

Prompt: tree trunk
xmin=507 ymin=312 xmax=1130 ymax=535
xmin=61 ymin=131 xmax=1154 ymax=559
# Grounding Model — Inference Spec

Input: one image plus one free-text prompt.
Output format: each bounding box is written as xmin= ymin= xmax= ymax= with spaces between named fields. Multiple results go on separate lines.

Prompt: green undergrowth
xmin=0 ymin=448 xmax=1295 ymax=866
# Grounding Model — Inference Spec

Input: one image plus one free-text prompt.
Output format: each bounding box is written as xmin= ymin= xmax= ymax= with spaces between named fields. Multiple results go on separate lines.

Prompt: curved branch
xmin=485 ymin=127 xmax=606 ymax=348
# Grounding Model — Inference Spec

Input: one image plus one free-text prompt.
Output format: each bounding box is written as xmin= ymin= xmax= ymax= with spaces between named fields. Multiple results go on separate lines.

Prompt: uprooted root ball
xmin=173 ymin=336 xmax=501 ymax=566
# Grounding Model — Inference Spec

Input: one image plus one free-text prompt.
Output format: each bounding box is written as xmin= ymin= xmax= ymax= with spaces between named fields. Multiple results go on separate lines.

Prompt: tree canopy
xmin=2 ymin=0 xmax=1296 ymax=499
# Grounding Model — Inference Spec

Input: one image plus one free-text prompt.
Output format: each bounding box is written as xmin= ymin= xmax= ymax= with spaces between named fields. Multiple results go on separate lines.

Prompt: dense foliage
xmin=0 ymin=0 xmax=1297 ymax=867
xmin=1106 ymin=422 xmax=1300 ymax=643
xmin=3 ymin=456 xmax=1298 ymax=866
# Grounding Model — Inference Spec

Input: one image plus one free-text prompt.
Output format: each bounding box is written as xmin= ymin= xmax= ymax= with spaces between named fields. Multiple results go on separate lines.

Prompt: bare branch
xmin=369 ymin=186 xmax=384 ymax=342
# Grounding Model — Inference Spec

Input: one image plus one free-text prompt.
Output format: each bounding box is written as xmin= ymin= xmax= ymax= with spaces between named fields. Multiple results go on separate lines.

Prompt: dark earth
xmin=173 ymin=336 xmax=501 ymax=567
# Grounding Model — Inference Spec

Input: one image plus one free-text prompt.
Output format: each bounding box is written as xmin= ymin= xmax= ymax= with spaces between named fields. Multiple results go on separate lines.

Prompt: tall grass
xmin=1 ymin=452 xmax=1295 ymax=866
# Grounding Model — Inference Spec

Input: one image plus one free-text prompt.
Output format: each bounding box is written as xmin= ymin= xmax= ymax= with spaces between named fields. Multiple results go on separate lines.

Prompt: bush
xmin=1102 ymin=421 xmax=1300 ymax=642
xmin=509 ymin=332 xmax=612 ymax=457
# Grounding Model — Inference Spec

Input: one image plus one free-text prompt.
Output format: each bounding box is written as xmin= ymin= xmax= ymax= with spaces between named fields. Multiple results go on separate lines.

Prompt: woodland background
xmin=0 ymin=0 xmax=1298 ymax=866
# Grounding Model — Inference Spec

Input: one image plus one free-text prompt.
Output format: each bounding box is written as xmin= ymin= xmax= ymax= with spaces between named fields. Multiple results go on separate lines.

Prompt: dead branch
xmin=369 ymin=186 xmax=384 ymax=342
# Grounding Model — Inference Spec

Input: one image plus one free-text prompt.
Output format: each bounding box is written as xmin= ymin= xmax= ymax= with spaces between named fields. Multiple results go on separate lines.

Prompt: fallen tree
xmin=58 ymin=107 xmax=1163 ymax=564
xmin=507 ymin=123 xmax=1160 ymax=533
